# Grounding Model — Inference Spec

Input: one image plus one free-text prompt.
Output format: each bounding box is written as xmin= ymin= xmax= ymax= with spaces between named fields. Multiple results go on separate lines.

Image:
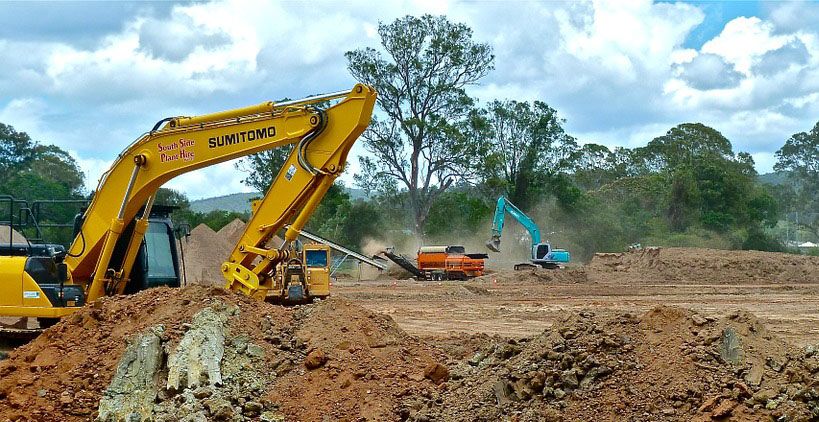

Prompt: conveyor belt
xmin=379 ymin=250 xmax=424 ymax=278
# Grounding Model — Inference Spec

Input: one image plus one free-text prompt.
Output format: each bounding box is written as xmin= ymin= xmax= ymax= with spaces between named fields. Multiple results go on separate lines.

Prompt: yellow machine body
xmin=0 ymin=256 xmax=79 ymax=318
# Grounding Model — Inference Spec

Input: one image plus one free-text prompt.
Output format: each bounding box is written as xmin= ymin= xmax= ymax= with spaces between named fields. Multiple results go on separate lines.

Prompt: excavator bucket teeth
xmin=485 ymin=238 xmax=501 ymax=252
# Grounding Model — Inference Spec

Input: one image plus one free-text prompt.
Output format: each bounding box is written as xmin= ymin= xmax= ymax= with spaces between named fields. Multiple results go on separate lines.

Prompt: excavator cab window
xmin=144 ymin=221 xmax=177 ymax=280
xmin=535 ymin=243 xmax=551 ymax=260
xmin=305 ymin=249 xmax=329 ymax=268
xmin=24 ymin=256 xmax=60 ymax=285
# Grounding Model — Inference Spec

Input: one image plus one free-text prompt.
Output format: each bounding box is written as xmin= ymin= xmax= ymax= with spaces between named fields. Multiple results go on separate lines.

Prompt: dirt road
xmin=335 ymin=247 xmax=819 ymax=346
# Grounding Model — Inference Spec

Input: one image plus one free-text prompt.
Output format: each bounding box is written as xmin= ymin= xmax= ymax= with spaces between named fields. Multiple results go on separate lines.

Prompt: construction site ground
xmin=334 ymin=258 xmax=819 ymax=347
xmin=2 ymin=244 xmax=819 ymax=421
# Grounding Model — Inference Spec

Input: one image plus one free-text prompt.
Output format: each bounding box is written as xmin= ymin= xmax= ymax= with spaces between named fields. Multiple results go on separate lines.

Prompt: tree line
xmin=238 ymin=15 xmax=819 ymax=259
xmin=2 ymin=15 xmax=817 ymax=260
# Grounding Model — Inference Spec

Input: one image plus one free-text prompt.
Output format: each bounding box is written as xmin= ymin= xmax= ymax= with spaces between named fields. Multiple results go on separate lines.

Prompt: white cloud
xmin=73 ymin=155 xmax=112 ymax=192
xmin=677 ymin=53 xmax=743 ymax=90
xmin=701 ymin=17 xmax=790 ymax=74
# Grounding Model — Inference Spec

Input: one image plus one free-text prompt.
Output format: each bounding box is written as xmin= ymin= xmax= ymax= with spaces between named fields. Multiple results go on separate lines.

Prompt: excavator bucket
xmin=485 ymin=236 xmax=501 ymax=253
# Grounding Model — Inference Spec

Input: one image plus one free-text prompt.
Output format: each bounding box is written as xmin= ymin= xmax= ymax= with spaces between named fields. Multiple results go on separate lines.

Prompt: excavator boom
xmin=221 ymin=85 xmax=377 ymax=299
xmin=55 ymin=84 xmax=375 ymax=303
xmin=486 ymin=196 xmax=542 ymax=252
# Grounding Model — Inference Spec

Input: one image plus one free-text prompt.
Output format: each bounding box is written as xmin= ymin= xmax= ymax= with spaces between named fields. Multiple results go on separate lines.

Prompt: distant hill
xmin=190 ymin=192 xmax=260 ymax=214
xmin=190 ymin=187 xmax=371 ymax=214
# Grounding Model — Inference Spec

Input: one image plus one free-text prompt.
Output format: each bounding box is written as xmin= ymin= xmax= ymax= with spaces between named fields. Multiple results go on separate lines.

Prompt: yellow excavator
xmin=0 ymin=84 xmax=376 ymax=327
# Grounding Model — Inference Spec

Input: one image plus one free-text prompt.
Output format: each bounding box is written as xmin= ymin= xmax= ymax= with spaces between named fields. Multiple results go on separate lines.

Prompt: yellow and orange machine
xmin=417 ymin=245 xmax=487 ymax=280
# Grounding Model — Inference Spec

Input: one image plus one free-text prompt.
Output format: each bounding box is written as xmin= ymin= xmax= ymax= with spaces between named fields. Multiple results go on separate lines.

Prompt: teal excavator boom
xmin=486 ymin=196 xmax=570 ymax=269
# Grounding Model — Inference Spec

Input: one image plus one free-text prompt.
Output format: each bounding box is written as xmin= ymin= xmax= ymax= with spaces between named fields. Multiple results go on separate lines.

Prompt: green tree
xmin=346 ymin=14 xmax=494 ymax=234
xmin=424 ymin=189 xmax=491 ymax=240
xmin=0 ymin=124 xmax=86 ymax=201
xmin=29 ymin=145 xmax=85 ymax=195
xmin=636 ymin=123 xmax=733 ymax=172
xmin=482 ymin=100 xmax=577 ymax=210
xmin=155 ymin=188 xmax=190 ymax=208
xmin=0 ymin=123 xmax=37 ymax=177
xmin=571 ymin=143 xmax=616 ymax=191
xmin=235 ymin=146 xmax=293 ymax=193
xmin=775 ymin=121 xmax=819 ymax=237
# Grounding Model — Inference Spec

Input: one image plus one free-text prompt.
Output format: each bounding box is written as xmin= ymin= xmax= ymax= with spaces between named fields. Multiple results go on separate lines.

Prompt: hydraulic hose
xmin=297 ymin=108 xmax=328 ymax=175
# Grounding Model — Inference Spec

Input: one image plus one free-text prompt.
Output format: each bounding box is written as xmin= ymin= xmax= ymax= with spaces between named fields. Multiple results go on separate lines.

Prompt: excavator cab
xmin=531 ymin=242 xmax=571 ymax=269
xmin=74 ymin=204 xmax=182 ymax=294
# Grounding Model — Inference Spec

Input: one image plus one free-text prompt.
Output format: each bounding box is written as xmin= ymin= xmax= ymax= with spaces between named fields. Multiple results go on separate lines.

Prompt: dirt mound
xmin=471 ymin=267 xmax=588 ymax=286
xmin=0 ymin=225 xmax=26 ymax=243
xmin=0 ymin=287 xmax=446 ymax=421
xmin=589 ymin=247 xmax=819 ymax=284
xmin=217 ymin=218 xmax=247 ymax=246
xmin=179 ymin=224 xmax=234 ymax=286
xmin=424 ymin=305 xmax=819 ymax=421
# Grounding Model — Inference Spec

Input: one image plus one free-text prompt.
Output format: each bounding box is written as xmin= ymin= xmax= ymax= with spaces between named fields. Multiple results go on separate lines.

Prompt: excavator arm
xmin=65 ymin=84 xmax=376 ymax=303
xmin=221 ymin=86 xmax=377 ymax=299
xmin=485 ymin=196 xmax=542 ymax=252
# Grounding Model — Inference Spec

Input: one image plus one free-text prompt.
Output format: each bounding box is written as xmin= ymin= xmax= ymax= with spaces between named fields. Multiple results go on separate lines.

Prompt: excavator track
xmin=0 ymin=318 xmax=46 ymax=341
xmin=0 ymin=326 xmax=43 ymax=340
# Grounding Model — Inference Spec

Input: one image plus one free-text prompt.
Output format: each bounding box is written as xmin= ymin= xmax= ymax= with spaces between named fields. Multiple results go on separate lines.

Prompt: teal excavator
xmin=486 ymin=196 xmax=570 ymax=270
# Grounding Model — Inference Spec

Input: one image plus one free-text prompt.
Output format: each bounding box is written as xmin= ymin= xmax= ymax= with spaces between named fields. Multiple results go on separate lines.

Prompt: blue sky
xmin=1 ymin=0 xmax=817 ymax=199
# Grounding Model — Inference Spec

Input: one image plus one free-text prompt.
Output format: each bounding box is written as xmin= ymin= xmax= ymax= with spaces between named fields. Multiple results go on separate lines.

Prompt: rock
xmin=765 ymin=398 xmax=779 ymax=410
xmin=698 ymin=396 xmax=721 ymax=413
xmin=553 ymin=388 xmax=566 ymax=399
xmin=246 ymin=344 xmax=265 ymax=359
xmin=59 ymin=391 xmax=72 ymax=405
xmin=167 ymin=306 xmax=233 ymax=390
xmin=449 ymin=363 xmax=471 ymax=381
xmin=243 ymin=401 xmax=263 ymax=416
xmin=304 ymin=349 xmax=327 ymax=370
xmin=37 ymin=389 xmax=47 ymax=397
xmin=766 ymin=356 xmax=785 ymax=372
xmin=745 ymin=363 xmax=763 ymax=386
xmin=192 ymin=386 xmax=213 ymax=399
xmin=424 ymin=363 xmax=449 ymax=385
xmin=560 ymin=370 xmax=579 ymax=389
xmin=467 ymin=352 xmax=487 ymax=367
xmin=691 ymin=314 xmax=708 ymax=326
xmin=204 ymin=398 xmax=234 ymax=420
xmin=260 ymin=411 xmax=286 ymax=422
xmin=97 ymin=326 xmax=165 ymax=421
xmin=511 ymin=379 xmax=534 ymax=400
xmin=734 ymin=382 xmax=751 ymax=398
xmin=711 ymin=400 xmax=736 ymax=418
xmin=580 ymin=367 xmax=600 ymax=389
xmin=752 ymin=389 xmax=777 ymax=404
xmin=719 ymin=327 xmax=743 ymax=365
xmin=492 ymin=380 xmax=514 ymax=404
